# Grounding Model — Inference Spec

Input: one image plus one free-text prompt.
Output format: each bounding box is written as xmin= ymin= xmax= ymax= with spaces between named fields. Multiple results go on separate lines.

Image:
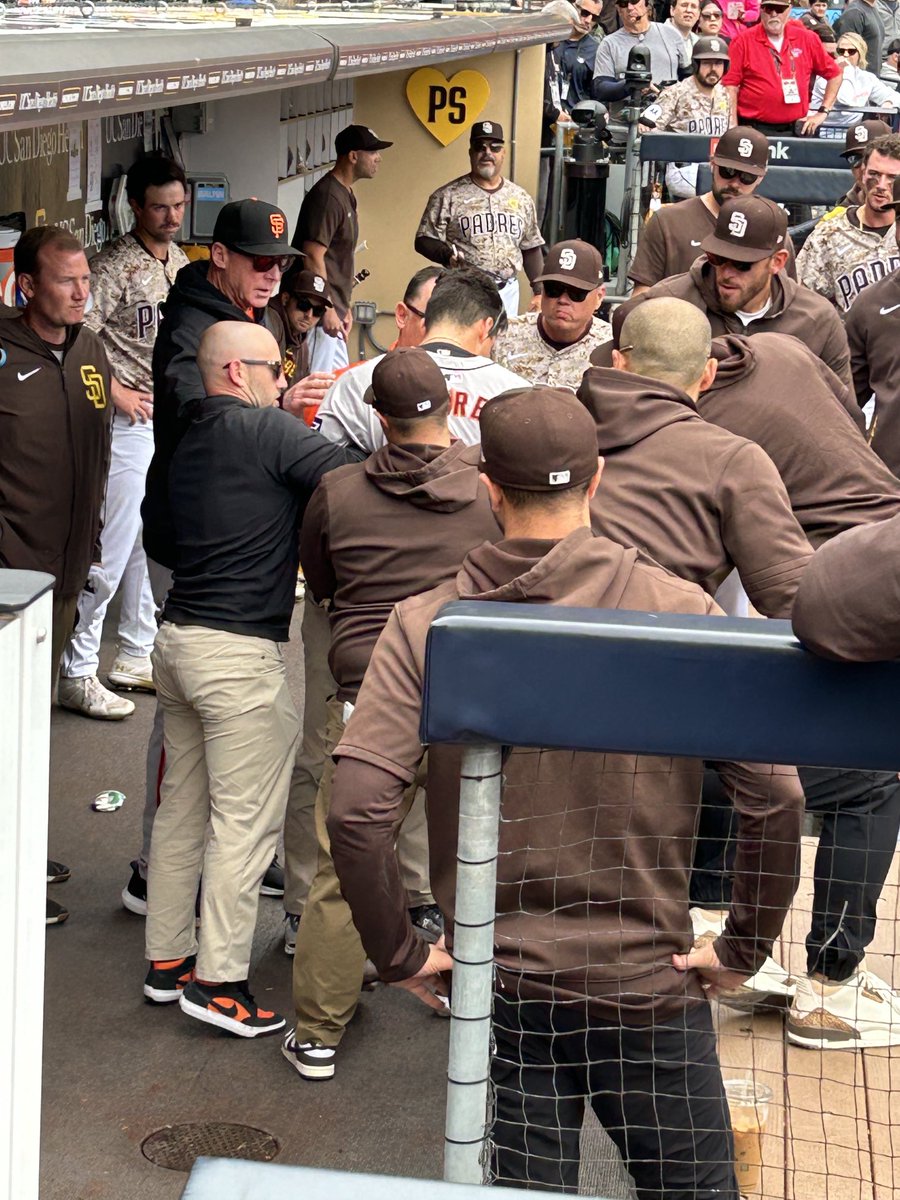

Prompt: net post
xmin=443 ymin=743 xmax=503 ymax=1187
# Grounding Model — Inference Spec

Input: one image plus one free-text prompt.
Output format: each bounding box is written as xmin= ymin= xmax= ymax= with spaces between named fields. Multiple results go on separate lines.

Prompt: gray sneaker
xmin=107 ymin=655 xmax=155 ymax=693
xmin=284 ymin=913 xmax=300 ymax=956
xmin=58 ymin=675 xmax=135 ymax=720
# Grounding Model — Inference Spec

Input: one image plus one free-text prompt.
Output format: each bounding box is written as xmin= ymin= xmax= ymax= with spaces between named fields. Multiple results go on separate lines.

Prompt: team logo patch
xmin=313 ymin=276 xmax=325 ymax=292
xmin=709 ymin=37 xmax=723 ymax=51
xmin=269 ymin=213 xmax=285 ymax=238
xmin=854 ymin=127 xmax=869 ymax=143
xmin=483 ymin=121 xmax=492 ymax=133
xmin=559 ymin=248 xmax=577 ymax=271
xmin=417 ymin=400 xmax=432 ymax=412
xmin=549 ymin=470 xmax=571 ymax=486
xmin=81 ymin=364 xmax=107 ymax=409
xmin=737 ymin=137 xmax=753 ymax=158
xmin=728 ymin=211 xmax=748 ymax=238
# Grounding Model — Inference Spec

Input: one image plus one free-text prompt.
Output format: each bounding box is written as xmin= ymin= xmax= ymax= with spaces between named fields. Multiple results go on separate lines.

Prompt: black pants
xmin=690 ymin=766 xmax=900 ymax=981
xmin=741 ymin=119 xmax=795 ymax=137
xmin=490 ymin=994 xmax=738 ymax=1200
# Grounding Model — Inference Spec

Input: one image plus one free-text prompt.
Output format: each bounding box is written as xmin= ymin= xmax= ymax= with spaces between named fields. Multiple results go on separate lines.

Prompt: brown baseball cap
xmin=283 ymin=267 xmax=333 ymax=307
xmin=701 ymin=195 xmax=788 ymax=263
xmin=363 ymin=347 xmax=448 ymax=418
xmin=692 ymin=35 xmax=729 ymax=60
xmin=479 ymin=387 xmax=599 ymax=492
xmin=712 ymin=126 xmax=769 ymax=177
xmin=535 ymin=240 xmax=605 ymax=292
xmin=841 ymin=119 xmax=892 ymax=158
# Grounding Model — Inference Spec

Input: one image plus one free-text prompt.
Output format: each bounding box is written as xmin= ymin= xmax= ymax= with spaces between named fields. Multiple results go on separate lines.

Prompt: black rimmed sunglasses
xmin=226 ymin=358 xmax=283 ymax=378
xmin=543 ymin=280 xmax=592 ymax=302
xmin=231 ymin=249 xmax=294 ymax=273
xmin=706 ymin=251 xmax=757 ymax=273
xmin=717 ymin=164 xmax=759 ymax=185
xmin=294 ymin=298 xmax=327 ymax=317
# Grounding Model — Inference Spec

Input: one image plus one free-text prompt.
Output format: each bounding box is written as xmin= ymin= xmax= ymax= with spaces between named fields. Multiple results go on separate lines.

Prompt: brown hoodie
xmin=329 ymin=527 xmax=802 ymax=1019
xmin=701 ymin=333 xmax=900 ymax=548
xmin=635 ymin=259 xmax=852 ymax=389
xmin=578 ymin=367 xmax=813 ymax=616
xmin=300 ymin=440 xmax=500 ymax=700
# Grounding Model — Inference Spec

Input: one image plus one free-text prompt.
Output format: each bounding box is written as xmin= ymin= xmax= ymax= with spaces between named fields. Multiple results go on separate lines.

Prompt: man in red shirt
xmin=723 ymin=0 xmax=841 ymax=135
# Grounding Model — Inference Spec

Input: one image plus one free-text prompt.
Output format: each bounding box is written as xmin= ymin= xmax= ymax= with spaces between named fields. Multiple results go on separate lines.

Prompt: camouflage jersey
xmin=796 ymin=207 xmax=900 ymax=313
xmin=641 ymin=78 xmax=730 ymax=137
xmin=492 ymin=311 xmax=613 ymax=391
xmin=85 ymin=232 xmax=189 ymax=393
xmin=416 ymin=175 xmax=544 ymax=283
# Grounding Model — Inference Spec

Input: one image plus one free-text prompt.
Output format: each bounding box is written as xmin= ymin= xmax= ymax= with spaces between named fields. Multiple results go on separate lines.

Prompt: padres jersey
xmin=641 ymin=78 xmax=730 ymax=136
xmin=492 ymin=312 xmax=613 ymax=390
xmin=416 ymin=176 xmax=544 ymax=282
xmin=85 ymin=232 xmax=189 ymax=393
xmin=796 ymin=207 xmax=900 ymax=312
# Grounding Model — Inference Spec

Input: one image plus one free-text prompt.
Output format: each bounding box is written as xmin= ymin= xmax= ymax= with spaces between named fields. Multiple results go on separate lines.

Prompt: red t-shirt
xmin=722 ymin=19 xmax=841 ymax=123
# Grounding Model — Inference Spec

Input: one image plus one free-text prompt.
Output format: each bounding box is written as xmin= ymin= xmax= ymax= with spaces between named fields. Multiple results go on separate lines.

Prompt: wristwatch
xmin=816 ymin=106 xmax=832 ymax=114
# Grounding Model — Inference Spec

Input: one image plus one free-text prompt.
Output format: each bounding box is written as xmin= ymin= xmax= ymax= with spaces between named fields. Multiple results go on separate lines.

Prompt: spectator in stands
xmin=591 ymin=0 xmax=690 ymax=109
xmin=800 ymin=0 xmax=833 ymax=39
xmin=626 ymin=195 xmax=852 ymax=384
xmin=837 ymin=0 xmax=885 ymax=74
xmin=809 ymin=32 xmax=900 ymax=127
xmin=282 ymin=348 xmax=501 ymax=1081
xmin=630 ymin=126 xmax=799 ymax=289
xmin=723 ymin=0 xmax=841 ymax=136
xmin=142 ymin=320 xmax=350 ymax=1038
xmin=640 ymin=35 xmax=732 ymax=198
xmin=668 ymin=0 xmax=700 ymax=54
xmin=326 ymin=382 xmax=802 ymax=1195
xmin=698 ymin=0 xmax=726 ymax=37
xmin=797 ymin=132 xmax=900 ymax=310
xmin=881 ymin=35 xmax=900 ymax=80
xmin=492 ymin=240 xmax=612 ymax=389
xmin=554 ymin=0 xmax=605 ymax=106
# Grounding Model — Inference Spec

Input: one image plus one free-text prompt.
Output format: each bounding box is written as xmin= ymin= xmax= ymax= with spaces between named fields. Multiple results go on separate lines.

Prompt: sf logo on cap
xmin=737 ymin=138 xmax=753 ymax=158
xmin=269 ymin=213 xmax=285 ymax=238
xmin=559 ymin=248 xmax=577 ymax=270
xmin=728 ymin=211 xmax=748 ymax=238
xmin=313 ymin=276 xmax=325 ymax=292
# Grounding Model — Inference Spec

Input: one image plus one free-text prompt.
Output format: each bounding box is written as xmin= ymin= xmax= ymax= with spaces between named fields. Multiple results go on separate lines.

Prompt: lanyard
xmin=768 ymin=39 xmax=797 ymax=80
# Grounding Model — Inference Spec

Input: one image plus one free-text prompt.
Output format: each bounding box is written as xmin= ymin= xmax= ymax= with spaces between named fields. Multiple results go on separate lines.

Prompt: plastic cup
xmin=724 ymin=1078 xmax=772 ymax=1195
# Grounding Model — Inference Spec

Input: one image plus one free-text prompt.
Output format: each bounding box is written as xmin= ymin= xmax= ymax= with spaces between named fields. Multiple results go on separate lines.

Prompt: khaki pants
xmin=146 ymin=622 xmax=300 ymax=982
xmin=293 ymin=697 xmax=425 ymax=1047
xmin=283 ymin=592 xmax=432 ymax=916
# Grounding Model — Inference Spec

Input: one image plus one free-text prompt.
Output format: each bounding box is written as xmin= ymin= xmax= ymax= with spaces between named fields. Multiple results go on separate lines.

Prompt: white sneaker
xmin=58 ymin=675 xmax=135 ymax=720
xmin=719 ymin=955 xmax=799 ymax=1012
xmin=787 ymin=960 xmax=900 ymax=1050
xmin=690 ymin=907 xmax=727 ymax=948
xmin=107 ymin=655 xmax=155 ymax=693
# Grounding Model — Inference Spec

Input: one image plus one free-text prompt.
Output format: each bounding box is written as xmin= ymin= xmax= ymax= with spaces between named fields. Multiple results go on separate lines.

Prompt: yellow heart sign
xmin=406 ymin=68 xmax=491 ymax=146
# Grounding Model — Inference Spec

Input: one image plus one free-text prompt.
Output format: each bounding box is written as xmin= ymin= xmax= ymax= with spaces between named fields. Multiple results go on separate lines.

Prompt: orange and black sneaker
xmin=179 ymin=980 xmax=286 ymax=1039
xmin=143 ymin=955 xmax=196 ymax=1004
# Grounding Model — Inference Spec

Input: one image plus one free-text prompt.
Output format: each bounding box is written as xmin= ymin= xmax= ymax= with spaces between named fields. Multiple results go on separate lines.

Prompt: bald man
xmin=144 ymin=321 xmax=351 ymax=1040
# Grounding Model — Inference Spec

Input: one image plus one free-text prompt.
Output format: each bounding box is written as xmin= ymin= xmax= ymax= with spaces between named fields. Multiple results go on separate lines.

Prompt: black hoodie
xmin=142 ymin=259 xmax=284 ymax=569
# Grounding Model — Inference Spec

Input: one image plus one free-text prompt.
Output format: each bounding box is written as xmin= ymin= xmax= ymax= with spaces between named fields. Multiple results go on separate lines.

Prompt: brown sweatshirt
xmin=635 ymin=259 xmax=852 ymax=390
xmin=300 ymin=441 xmax=500 ymax=700
xmin=700 ymin=333 xmax=900 ymax=548
xmin=329 ymin=528 xmax=802 ymax=1019
xmin=578 ymin=367 xmax=813 ymax=616
xmin=844 ymin=269 xmax=900 ymax=477
xmin=792 ymin=512 xmax=900 ymax=661
xmin=0 ymin=313 xmax=112 ymax=597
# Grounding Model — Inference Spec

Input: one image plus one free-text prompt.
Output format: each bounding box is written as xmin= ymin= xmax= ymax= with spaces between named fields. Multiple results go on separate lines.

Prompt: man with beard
xmin=415 ymin=121 xmax=545 ymax=316
xmin=268 ymin=266 xmax=333 ymax=390
xmin=628 ymin=194 xmax=851 ymax=384
xmin=797 ymin=134 xmax=900 ymax=311
xmin=630 ymin=126 xmax=798 ymax=288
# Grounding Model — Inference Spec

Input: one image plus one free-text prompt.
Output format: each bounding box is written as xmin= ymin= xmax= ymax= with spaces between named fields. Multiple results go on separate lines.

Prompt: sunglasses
xmin=616 ymin=0 xmax=645 ymax=8
xmin=473 ymin=141 xmax=504 ymax=153
xmin=837 ymin=46 xmax=860 ymax=56
xmin=543 ymin=280 xmax=592 ymax=302
xmin=232 ymin=249 xmax=293 ymax=273
xmin=577 ymin=4 xmax=600 ymax=16
xmin=760 ymin=3 xmax=788 ymax=11
xmin=227 ymin=357 xmax=283 ymax=378
xmin=701 ymin=8 xmax=723 ymax=17
xmin=717 ymin=164 xmax=759 ymax=185
xmin=405 ymin=301 xmax=427 ymax=319
xmin=706 ymin=251 xmax=756 ymax=272
xmin=294 ymin=298 xmax=326 ymax=317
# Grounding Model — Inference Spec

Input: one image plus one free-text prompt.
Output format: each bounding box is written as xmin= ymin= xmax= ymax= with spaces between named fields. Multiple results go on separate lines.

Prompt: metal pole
xmin=443 ymin=743 xmax=503 ymax=1187
xmin=615 ymin=115 xmax=642 ymax=297
xmin=548 ymin=122 xmax=566 ymax=246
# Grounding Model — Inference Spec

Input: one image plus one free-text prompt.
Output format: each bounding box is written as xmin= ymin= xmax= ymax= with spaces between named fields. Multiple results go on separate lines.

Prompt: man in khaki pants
xmin=143 ymin=320 xmax=349 ymax=1038
xmin=282 ymin=347 xmax=500 ymax=1078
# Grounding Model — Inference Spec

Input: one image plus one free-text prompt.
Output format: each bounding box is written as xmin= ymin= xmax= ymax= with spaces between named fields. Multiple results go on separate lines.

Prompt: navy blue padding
xmin=695 ymin=163 xmax=850 ymax=203
xmin=420 ymin=603 xmax=900 ymax=771
xmin=639 ymin=132 xmax=849 ymax=167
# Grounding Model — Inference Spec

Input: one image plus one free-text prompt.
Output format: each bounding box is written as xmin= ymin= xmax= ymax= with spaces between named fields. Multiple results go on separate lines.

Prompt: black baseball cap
xmin=702 ymin=195 xmax=788 ymax=263
xmin=479 ymin=387 xmax=599 ymax=492
xmin=841 ymin=119 xmax=892 ymax=158
xmin=334 ymin=125 xmax=393 ymax=156
xmin=470 ymin=120 xmax=504 ymax=145
xmin=363 ymin=347 xmax=449 ymax=418
xmin=212 ymin=199 xmax=301 ymax=257
xmin=535 ymin=240 xmax=604 ymax=291
xmin=712 ymin=126 xmax=769 ymax=177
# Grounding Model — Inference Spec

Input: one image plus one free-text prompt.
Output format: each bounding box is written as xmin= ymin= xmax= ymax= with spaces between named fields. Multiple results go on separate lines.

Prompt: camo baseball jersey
xmin=492 ymin=311 xmax=613 ymax=390
xmin=85 ymin=232 xmax=189 ymax=392
xmin=641 ymin=78 xmax=730 ymax=136
xmin=796 ymin=207 xmax=900 ymax=312
xmin=416 ymin=176 xmax=544 ymax=283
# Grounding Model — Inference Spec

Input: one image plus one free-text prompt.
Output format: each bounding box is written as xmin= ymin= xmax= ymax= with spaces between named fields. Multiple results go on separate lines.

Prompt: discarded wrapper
xmin=92 ymin=790 xmax=126 ymax=813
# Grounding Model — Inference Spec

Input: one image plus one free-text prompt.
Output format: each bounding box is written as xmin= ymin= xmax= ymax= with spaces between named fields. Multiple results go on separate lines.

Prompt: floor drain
xmin=141 ymin=1122 xmax=279 ymax=1173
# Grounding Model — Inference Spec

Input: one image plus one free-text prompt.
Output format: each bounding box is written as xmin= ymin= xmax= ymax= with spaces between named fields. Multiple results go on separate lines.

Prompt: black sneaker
xmin=282 ymin=1029 xmax=336 ymax=1080
xmin=143 ymin=955 xmax=196 ymax=1004
xmin=46 ymin=898 xmax=69 ymax=925
xmin=260 ymin=859 xmax=284 ymax=897
xmin=179 ymin=980 xmax=286 ymax=1038
xmin=122 ymin=860 xmax=147 ymax=916
xmin=47 ymin=859 xmax=70 ymax=884
xmin=410 ymin=904 xmax=444 ymax=943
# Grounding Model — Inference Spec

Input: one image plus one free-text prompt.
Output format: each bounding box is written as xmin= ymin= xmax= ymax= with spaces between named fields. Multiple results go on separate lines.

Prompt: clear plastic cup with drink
xmin=724 ymin=1077 xmax=772 ymax=1195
